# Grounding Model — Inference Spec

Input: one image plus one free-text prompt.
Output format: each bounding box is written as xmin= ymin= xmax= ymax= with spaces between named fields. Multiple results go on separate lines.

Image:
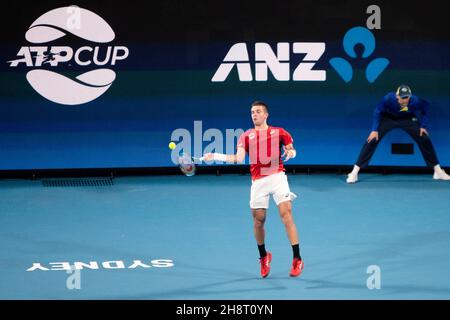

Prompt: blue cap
xmin=396 ymin=85 xmax=412 ymax=98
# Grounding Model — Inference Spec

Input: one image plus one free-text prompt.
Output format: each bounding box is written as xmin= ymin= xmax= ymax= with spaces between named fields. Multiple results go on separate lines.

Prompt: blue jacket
xmin=372 ymin=92 xmax=430 ymax=131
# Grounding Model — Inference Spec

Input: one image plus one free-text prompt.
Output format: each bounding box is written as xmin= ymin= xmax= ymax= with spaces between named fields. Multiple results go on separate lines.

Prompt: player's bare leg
xmin=252 ymin=208 xmax=271 ymax=278
xmin=278 ymin=201 xmax=304 ymax=277
xmin=252 ymin=208 xmax=266 ymax=245
xmin=278 ymin=201 xmax=298 ymax=244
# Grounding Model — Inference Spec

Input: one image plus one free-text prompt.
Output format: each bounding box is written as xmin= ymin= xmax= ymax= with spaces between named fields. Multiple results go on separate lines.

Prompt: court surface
xmin=1 ymin=173 xmax=450 ymax=299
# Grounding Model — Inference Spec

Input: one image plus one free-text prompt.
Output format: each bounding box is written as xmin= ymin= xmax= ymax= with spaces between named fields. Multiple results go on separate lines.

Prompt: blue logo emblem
xmin=329 ymin=26 xmax=389 ymax=83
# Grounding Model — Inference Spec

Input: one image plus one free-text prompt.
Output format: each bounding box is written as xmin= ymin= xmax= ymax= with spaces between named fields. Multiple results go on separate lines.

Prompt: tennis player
xmin=203 ymin=101 xmax=303 ymax=278
xmin=347 ymin=85 xmax=450 ymax=183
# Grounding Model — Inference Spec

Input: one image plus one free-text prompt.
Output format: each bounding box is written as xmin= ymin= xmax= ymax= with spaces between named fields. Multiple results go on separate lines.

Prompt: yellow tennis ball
xmin=168 ymin=142 xmax=176 ymax=150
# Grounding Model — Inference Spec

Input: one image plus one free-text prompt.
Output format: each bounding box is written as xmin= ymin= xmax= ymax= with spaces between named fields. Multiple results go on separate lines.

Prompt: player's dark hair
xmin=251 ymin=101 xmax=269 ymax=113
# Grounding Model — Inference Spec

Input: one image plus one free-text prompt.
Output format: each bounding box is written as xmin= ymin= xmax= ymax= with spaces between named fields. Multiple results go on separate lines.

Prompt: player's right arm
xmin=203 ymin=147 xmax=245 ymax=163
xmin=229 ymin=147 xmax=246 ymax=163
xmin=203 ymin=131 xmax=247 ymax=163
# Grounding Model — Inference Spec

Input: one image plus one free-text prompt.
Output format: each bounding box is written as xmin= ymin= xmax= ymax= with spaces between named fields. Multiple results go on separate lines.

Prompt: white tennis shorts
xmin=250 ymin=171 xmax=297 ymax=209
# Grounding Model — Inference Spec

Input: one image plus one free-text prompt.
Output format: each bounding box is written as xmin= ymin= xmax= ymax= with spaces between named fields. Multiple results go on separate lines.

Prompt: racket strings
xmin=178 ymin=154 xmax=196 ymax=176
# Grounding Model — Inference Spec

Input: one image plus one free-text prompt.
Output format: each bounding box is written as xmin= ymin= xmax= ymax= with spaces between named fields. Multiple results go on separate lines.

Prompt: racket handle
xmin=192 ymin=156 xmax=205 ymax=162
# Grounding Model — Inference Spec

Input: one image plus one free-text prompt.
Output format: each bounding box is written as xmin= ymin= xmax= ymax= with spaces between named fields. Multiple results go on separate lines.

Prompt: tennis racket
xmin=177 ymin=153 xmax=204 ymax=177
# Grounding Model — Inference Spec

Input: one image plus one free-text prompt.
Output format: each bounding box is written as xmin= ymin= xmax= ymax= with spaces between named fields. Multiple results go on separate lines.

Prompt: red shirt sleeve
xmin=280 ymin=128 xmax=293 ymax=146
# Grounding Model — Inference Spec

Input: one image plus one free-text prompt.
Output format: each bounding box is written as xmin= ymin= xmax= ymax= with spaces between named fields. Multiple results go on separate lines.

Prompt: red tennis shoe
xmin=289 ymin=258 xmax=304 ymax=277
xmin=259 ymin=252 xmax=272 ymax=278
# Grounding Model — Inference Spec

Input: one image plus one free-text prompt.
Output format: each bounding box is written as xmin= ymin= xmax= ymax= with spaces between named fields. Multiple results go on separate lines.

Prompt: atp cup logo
xmin=7 ymin=6 xmax=129 ymax=105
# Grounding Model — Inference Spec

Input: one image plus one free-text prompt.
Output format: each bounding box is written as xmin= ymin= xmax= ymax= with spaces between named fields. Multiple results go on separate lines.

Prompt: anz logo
xmin=329 ymin=27 xmax=389 ymax=83
xmin=212 ymin=26 xmax=389 ymax=84
xmin=212 ymin=42 xmax=326 ymax=82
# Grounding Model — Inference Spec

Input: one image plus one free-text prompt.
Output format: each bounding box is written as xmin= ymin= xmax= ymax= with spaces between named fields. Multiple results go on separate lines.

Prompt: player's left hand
xmin=282 ymin=147 xmax=296 ymax=162
xmin=420 ymin=128 xmax=428 ymax=136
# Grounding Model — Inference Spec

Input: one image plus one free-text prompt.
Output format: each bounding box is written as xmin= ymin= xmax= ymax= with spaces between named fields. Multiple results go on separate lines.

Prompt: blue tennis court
xmin=1 ymin=173 xmax=449 ymax=299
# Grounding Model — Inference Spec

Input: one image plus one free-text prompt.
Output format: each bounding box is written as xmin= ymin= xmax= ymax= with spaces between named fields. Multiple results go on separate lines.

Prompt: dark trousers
xmin=355 ymin=117 xmax=439 ymax=168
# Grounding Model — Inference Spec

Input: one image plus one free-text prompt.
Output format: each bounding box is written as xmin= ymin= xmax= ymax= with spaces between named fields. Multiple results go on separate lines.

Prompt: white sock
xmin=434 ymin=164 xmax=442 ymax=172
xmin=351 ymin=165 xmax=360 ymax=175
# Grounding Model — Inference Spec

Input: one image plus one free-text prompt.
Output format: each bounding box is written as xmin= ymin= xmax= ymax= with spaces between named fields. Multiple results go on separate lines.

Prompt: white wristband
xmin=213 ymin=153 xmax=228 ymax=161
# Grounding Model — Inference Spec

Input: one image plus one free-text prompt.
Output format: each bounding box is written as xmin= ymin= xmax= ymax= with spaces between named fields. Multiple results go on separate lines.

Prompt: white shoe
xmin=433 ymin=169 xmax=450 ymax=180
xmin=346 ymin=173 xmax=358 ymax=184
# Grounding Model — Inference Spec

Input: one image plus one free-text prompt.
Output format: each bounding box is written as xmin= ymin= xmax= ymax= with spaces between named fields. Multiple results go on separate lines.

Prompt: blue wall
xmin=0 ymin=1 xmax=449 ymax=169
